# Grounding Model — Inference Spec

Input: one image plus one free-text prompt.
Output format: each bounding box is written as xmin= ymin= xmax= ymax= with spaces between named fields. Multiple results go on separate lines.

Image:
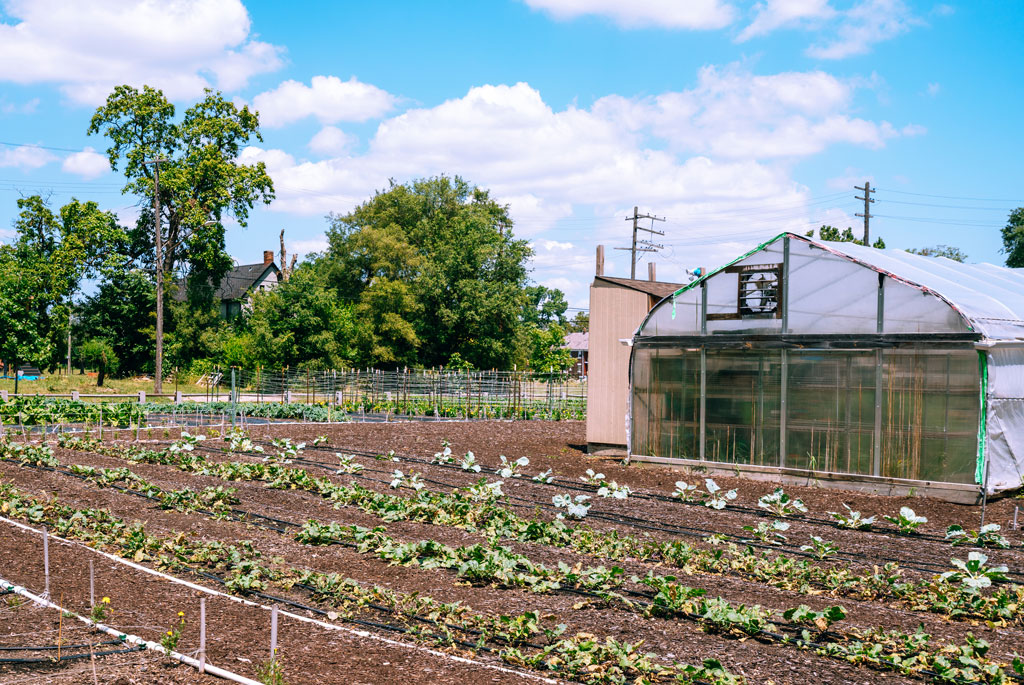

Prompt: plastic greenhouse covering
xmin=630 ymin=232 xmax=1024 ymax=495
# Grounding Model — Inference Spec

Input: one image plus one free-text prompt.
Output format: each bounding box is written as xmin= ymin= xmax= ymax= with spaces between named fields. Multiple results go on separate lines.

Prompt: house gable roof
xmin=214 ymin=262 xmax=280 ymax=301
xmin=593 ymin=275 xmax=684 ymax=298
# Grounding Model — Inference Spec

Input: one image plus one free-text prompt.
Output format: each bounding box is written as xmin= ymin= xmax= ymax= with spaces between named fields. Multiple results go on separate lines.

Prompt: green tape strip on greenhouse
xmin=976 ymin=350 xmax=988 ymax=485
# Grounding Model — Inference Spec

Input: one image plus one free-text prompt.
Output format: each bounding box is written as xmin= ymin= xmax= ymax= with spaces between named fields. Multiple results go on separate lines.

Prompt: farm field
xmin=2 ymin=420 xmax=1023 ymax=684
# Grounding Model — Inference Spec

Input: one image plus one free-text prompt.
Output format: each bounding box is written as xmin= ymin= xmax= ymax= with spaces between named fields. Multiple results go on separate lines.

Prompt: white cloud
xmin=288 ymin=236 xmax=329 ymax=256
xmin=521 ymin=0 xmax=736 ymax=29
xmin=926 ymin=82 xmax=940 ymax=96
xmin=252 ymin=76 xmax=396 ymax=128
xmin=0 ymin=144 xmax=55 ymax=169
xmin=0 ymin=0 xmax=284 ymax=105
xmin=807 ymin=0 xmax=916 ymax=59
xmin=901 ymin=123 xmax=926 ymax=136
xmin=308 ymin=126 xmax=355 ymax=156
xmin=241 ymin=73 xmax=913 ymax=297
xmin=593 ymin=65 xmax=900 ymax=159
xmin=737 ymin=0 xmax=835 ymax=42
xmin=61 ymin=146 xmax=110 ymax=179
xmin=0 ymin=97 xmax=39 ymax=114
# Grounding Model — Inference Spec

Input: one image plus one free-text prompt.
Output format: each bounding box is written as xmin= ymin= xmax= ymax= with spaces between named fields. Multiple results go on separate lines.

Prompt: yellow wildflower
xmin=177 ymin=611 xmax=184 ymax=617
xmin=101 ymin=597 xmax=110 ymax=604
xmin=167 ymin=630 xmax=173 ymax=636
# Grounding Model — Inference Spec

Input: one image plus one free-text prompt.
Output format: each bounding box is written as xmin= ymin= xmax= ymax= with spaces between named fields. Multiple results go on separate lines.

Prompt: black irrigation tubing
xmin=286 ymin=443 xmax=1024 ymax=575
xmin=298 ymin=440 xmax=993 ymax=546
xmin=229 ymin=444 xmax=1020 ymax=582
xmin=6 ymin=456 xmax=1023 ymax=685
xmin=0 ymin=638 xmax=125 ymax=651
xmin=0 ymin=645 xmax=146 ymax=664
xmin=71 ymin=438 xmax=1024 ymax=583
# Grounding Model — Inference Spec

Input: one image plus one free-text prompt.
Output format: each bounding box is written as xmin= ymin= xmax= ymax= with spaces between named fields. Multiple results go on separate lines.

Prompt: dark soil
xmin=1 ymin=419 xmax=1021 ymax=685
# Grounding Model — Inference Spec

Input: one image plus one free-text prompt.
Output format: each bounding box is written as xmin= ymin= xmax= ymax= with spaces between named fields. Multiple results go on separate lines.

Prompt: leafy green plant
xmin=742 ymin=520 xmax=790 ymax=545
xmin=388 ymin=470 xmax=424 ymax=491
xmin=532 ymin=468 xmax=553 ymax=483
xmin=161 ymin=611 xmax=185 ymax=656
xmin=757 ymin=488 xmax=807 ymax=517
xmin=552 ymin=493 xmax=591 ymax=519
xmin=672 ymin=480 xmax=700 ymax=502
xmin=90 ymin=595 xmax=111 ymax=623
xmin=830 ymin=504 xmax=876 ymax=530
xmin=256 ymin=658 xmax=286 ymax=685
xmin=883 ymin=507 xmax=927 ymax=534
xmin=799 ymin=536 xmax=839 ymax=560
xmin=335 ymin=453 xmax=364 ymax=474
xmin=579 ymin=468 xmax=604 ymax=486
xmin=497 ymin=455 xmax=529 ymax=478
xmin=596 ymin=480 xmax=632 ymax=499
xmin=460 ymin=451 xmax=481 ymax=473
xmin=431 ymin=442 xmax=454 ymax=465
xmin=783 ymin=604 xmax=846 ymax=636
xmin=940 ymin=552 xmax=1009 ymax=591
xmin=312 ymin=435 xmax=329 ymax=446
xmin=704 ymin=479 xmax=737 ymax=510
xmin=946 ymin=523 xmax=1010 ymax=549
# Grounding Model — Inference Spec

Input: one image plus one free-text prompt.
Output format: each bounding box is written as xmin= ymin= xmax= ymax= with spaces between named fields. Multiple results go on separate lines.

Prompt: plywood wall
xmin=586 ymin=285 xmax=653 ymax=448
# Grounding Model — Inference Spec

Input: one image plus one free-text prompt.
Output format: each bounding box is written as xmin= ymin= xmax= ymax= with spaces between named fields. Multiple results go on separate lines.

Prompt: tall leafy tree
xmin=0 ymin=246 xmax=50 ymax=387
xmin=88 ymin=85 xmax=274 ymax=388
xmin=326 ymin=176 xmax=533 ymax=369
xmin=808 ymin=225 xmax=886 ymax=249
xmin=522 ymin=285 xmax=568 ymax=328
xmin=1002 ymin=207 xmax=1024 ymax=268
xmin=9 ymin=195 xmax=127 ymax=369
xmin=78 ymin=269 xmax=156 ymax=376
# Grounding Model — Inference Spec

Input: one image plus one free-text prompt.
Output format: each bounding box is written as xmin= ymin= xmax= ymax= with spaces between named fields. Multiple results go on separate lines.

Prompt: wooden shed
xmin=586 ymin=249 xmax=682 ymax=453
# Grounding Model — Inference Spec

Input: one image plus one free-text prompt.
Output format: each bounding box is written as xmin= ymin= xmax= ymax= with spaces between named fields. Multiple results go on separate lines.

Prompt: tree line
xmin=0 ymin=85 xmax=585 ymax=383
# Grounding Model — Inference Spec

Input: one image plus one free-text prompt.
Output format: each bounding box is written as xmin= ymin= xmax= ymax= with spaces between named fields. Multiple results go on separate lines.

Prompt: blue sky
xmin=1 ymin=0 xmax=1021 ymax=308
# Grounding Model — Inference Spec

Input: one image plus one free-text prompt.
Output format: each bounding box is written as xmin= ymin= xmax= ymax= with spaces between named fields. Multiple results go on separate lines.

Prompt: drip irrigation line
xmin=0 ymin=645 xmax=147 ymax=664
xmin=5 ymin=462 xmax=1022 ymax=685
xmin=231 ymin=444 xmax=1019 ymax=582
xmin=0 ymin=638 xmax=125 ymax=651
xmin=55 ymin=438 xmax=1024 ymax=583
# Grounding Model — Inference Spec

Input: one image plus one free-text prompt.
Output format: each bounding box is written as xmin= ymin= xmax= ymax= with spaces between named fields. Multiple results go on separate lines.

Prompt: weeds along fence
xmin=211 ymin=367 xmax=587 ymax=421
xmin=0 ymin=369 xmax=586 ymax=430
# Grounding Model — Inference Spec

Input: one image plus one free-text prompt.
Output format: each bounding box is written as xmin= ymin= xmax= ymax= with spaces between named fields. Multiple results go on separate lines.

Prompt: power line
xmin=876 ymin=187 xmax=1024 ymax=203
xmin=614 ymin=206 xmax=664 ymax=279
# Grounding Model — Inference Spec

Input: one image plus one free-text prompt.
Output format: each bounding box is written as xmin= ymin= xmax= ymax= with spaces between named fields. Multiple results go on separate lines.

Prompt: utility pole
xmin=144 ymin=157 xmax=168 ymax=395
xmin=854 ymin=181 xmax=875 ymax=245
xmin=615 ymin=206 xmax=665 ymax=279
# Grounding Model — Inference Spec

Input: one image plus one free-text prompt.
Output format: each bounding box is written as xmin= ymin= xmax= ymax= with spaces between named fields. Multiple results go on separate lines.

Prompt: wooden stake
xmin=43 ymin=526 xmax=50 ymax=597
xmin=199 ymin=598 xmax=207 ymax=673
xmin=89 ymin=559 xmax=95 ymax=608
xmin=270 ymin=604 xmax=278 ymax=661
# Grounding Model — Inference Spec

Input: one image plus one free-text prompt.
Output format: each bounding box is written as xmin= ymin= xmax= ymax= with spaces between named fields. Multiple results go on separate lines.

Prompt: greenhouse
xmin=629 ymin=232 xmax=1024 ymax=501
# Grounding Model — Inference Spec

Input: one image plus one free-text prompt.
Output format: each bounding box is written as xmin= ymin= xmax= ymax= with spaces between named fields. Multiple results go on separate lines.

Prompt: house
xmin=176 ymin=250 xmax=281 ymax=320
xmin=563 ymin=332 xmax=588 ymax=377
xmin=586 ymin=246 xmax=682 ymax=454
xmin=628 ymin=231 xmax=1024 ymax=502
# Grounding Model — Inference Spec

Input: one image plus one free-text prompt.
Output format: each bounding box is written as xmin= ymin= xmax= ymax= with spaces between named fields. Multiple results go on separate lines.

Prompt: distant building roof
xmin=215 ymin=262 xmax=279 ymax=301
xmin=563 ymin=332 xmax=588 ymax=351
xmin=593 ymin=275 xmax=684 ymax=298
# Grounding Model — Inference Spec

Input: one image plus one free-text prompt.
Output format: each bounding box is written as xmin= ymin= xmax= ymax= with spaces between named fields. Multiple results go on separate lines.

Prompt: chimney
xmin=596 ymin=245 xmax=605 ymax=276
xmin=263 ymin=250 xmax=274 ymax=266
xmin=648 ymin=262 xmax=656 ymax=282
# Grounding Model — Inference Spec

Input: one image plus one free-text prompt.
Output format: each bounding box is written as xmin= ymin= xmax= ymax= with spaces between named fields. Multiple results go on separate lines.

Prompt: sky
xmin=0 ymin=0 xmax=1022 ymax=309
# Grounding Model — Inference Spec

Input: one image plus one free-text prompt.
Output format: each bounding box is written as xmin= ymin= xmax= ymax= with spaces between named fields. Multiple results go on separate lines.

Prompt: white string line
xmin=0 ymin=516 xmax=561 ymax=685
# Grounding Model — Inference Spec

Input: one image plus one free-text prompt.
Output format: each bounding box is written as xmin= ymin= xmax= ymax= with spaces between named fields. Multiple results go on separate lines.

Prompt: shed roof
xmin=563 ymin=332 xmax=588 ymax=351
xmin=594 ymin=275 xmax=684 ymax=298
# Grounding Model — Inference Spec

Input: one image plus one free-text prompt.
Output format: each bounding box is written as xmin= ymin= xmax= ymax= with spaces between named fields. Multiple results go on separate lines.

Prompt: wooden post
xmin=596 ymin=244 xmax=605 ymax=276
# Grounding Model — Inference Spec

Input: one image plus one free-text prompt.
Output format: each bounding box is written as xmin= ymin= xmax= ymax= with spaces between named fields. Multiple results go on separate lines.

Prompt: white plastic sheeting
xmin=634 ymin=232 xmax=1024 ymax=493
xmin=983 ymin=346 xmax=1024 ymax=493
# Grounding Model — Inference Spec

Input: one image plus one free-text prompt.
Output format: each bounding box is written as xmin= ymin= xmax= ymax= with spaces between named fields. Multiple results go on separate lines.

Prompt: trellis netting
xmin=629 ymin=232 xmax=1024 ymax=495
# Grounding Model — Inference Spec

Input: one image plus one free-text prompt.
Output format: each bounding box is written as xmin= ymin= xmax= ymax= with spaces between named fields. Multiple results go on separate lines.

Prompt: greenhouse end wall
xmin=631 ymin=346 xmax=980 ymax=485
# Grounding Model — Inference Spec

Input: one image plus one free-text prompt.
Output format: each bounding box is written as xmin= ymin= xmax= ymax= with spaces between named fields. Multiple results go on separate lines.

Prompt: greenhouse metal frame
xmin=628 ymin=232 xmax=1024 ymax=502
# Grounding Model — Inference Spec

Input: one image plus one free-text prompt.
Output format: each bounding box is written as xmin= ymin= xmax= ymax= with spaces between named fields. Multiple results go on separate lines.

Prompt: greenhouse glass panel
xmin=704 ymin=350 xmax=781 ymax=466
xmin=880 ymin=349 xmax=978 ymax=484
xmin=785 ymin=351 xmax=876 ymax=474
xmin=631 ymin=348 xmax=701 ymax=458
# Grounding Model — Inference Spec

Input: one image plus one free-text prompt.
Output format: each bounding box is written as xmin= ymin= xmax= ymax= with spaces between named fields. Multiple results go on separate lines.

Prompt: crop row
xmin=3 ymin=450 xmax=1021 ymax=685
xmin=58 ymin=432 xmax=1024 ymax=629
